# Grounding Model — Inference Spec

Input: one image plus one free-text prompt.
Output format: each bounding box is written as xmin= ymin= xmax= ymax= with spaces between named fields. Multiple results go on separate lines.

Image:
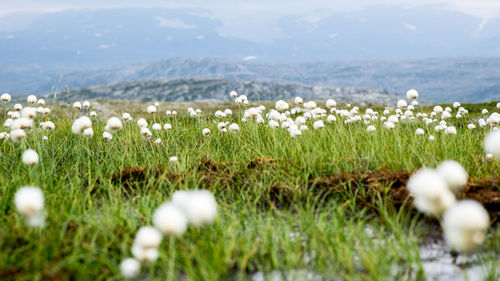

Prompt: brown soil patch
xmin=113 ymin=159 xmax=500 ymax=220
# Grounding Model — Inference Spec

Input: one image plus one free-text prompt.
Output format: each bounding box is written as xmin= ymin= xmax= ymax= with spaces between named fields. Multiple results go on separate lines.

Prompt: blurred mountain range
xmin=1 ymin=7 xmax=500 ymax=102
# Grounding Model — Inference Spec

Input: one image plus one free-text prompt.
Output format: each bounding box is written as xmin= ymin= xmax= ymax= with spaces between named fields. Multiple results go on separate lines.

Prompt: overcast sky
xmin=2 ymin=0 xmax=500 ymax=42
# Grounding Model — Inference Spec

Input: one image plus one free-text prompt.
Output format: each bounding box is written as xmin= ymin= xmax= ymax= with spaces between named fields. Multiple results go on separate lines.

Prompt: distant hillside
xmin=44 ymin=57 xmax=500 ymax=103
xmin=60 ymin=78 xmax=401 ymax=105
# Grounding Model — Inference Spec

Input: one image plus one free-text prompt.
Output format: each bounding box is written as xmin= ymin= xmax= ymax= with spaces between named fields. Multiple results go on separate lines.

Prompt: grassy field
xmin=1 ymin=99 xmax=500 ymax=281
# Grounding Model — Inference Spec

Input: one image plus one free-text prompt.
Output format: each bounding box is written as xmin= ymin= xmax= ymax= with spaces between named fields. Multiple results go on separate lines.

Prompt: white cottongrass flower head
xmin=326 ymin=99 xmax=337 ymax=109
xmin=428 ymin=135 xmax=435 ymax=141
xmin=14 ymin=104 xmax=23 ymax=111
xmin=82 ymin=127 xmax=94 ymax=138
xmin=89 ymin=111 xmax=98 ymax=117
xmin=407 ymin=168 xmax=456 ymax=216
xmin=172 ymin=190 xmax=218 ymax=226
xmin=152 ymin=123 xmax=162 ymax=131
xmin=120 ymin=258 xmax=141 ymax=279
xmin=20 ymin=107 xmax=36 ymax=119
xmin=154 ymin=138 xmax=161 ymax=144
xmin=22 ymin=149 xmax=39 ymax=166
xmin=415 ymin=128 xmax=425 ymax=136
xmin=289 ymin=127 xmax=302 ymax=138
xmin=163 ymin=123 xmax=172 ymax=131
xmin=169 ymin=156 xmax=178 ymax=163
xmin=140 ymin=127 xmax=152 ymax=138
xmin=229 ymin=90 xmax=238 ymax=98
xmin=313 ymin=120 xmax=324 ymax=130
xmin=106 ymin=117 xmax=123 ymax=131
xmin=103 ymin=131 xmax=113 ymax=141
xmin=396 ymin=99 xmax=407 ymax=108
xmin=131 ymin=226 xmax=162 ymax=262
xmin=294 ymin=97 xmax=304 ymax=105
xmin=275 ymin=100 xmax=289 ymax=112
xmin=82 ymin=101 xmax=90 ymax=109
xmin=122 ymin=112 xmax=132 ymax=121
xmin=442 ymin=200 xmax=490 ymax=253
xmin=10 ymin=129 xmax=26 ymax=142
xmin=484 ymin=130 xmax=500 ymax=159
xmin=153 ymin=203 xmax=188 ymax=236
xmin=14 ymin=186 xmax=45 ymax=227
xmin=1 ymin=93 xmax=11 ymax=103
xmin=406 ymin=89 xmax=419 ymax=100
xmin=436 ymin=160 xmax=467 ymax=194
xmin=72 ymin=101 xmax=82 ymax=110
xmin=147 ymin=105 xmax=157 ymax=114
xmin=202 ymin=128 xmax=211 ymax=136
xmin=42 ymin=121 xmax=55 ymax=130
xmin=27 ymin=95 xmax=37 ymax=104
xmin=367 ymin=125 xmax=376 ymax=133
xmin=482 ymin=109 xmax=488 ymax=115
xmin=229 ymin=123 xmax=240 ymax=133
xmin=137 ymin=118 xmax=148 ymax=128
xmin=327 ymin=115 xmax=336 ymax=123
xmin=444 ymin=126 xmax=457 ymax=135
xmin=71 ymin=116 xmax=92 ymax=134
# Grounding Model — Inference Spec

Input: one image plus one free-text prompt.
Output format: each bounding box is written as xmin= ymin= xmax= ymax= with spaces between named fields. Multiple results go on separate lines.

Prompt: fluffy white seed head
xmin=134 ymin=226 xmax=162 ymax=249
xmin=367 ymin=125 xmax=376 ymax=133
xmin=10 ymin=129 xmax=26 ymax=142
xmin=22 ymin=149 xmax=39 ymax=166
xmin=169 ymin=156 xmax=178 ymax=163
xmin=120 ymin=258 xmax=141 ymax=279
xmin=406 ymin=89 xmax=419 ymax=100
xmin=152 ymin=123 xmax=161 ymax=131
xmin=27 ymin=95 xmax=37 ymax=104
xmin=72 ymin=101 xmax=82 ymax=110
xmin=103 ymin=131 xmax=113 ymax=141
xmin=71 ymin=116 xmax=92 ymax=134
xmin=275 ymin=100 xmax=289 ymax=111
xmin=202 ymin=128 xmax=211 ymax=136
xmin=415 ymin=128 xmax=425 ymax=135
xmin=172 ymin=190 xmax=217 ymax=226
xmin=153 ymin=203 xmax=188 ymax=236
xmin=122 ymin=112 xmax=132 ymax=121
xmin=313 ymin=120 xmax=324 ymax=130
xmin=106 ymin=117 xmax=123 ymax=131
xmin=326 ymin=99 xmax=337 ymax=109
xmin=396 ymin=99 xmax=407 ymax=108
xmin=140 ymin=127 xmax=152 ymax=138
xmin=436 ymin=160 xmax=467 ymax=193
xmin=131 ymin=244 xmax=159 ymax=262
xmin=294 ymin=97 xmax=304 ymax=105
xmin=163 ymin=123 xmax=172 ymax=131
xmin=443 ymin=200 xmax=490 ymax=253
xmin=137 ymin=118 xmax=148 ymax=128
xmin=484 ymin=130 xmax=500 ymax=158
xmin=82 ymin=127 xmax=94 ymax=138
xmin=407 ymin=168 xmax=456 ymax=216
xmin=14 ymin=104 xmax=23 ymax=111
xmin=21 ymin=107 xmax=36 ymax=119
xmin=14 ymin=186 xmax=44 ymax=218
xmin=89 ymin=111 xmax=98 ymax=117
xmin=147 ymin=105 xmax=157 ymax=114
xmin=229 ymin=91 xmax=238 ymax=98
xmin=1 ymin=93 xmax=11 ymax=102
xmin=82 ymin=101 xmax=90 ymax=108
xmin=229 ymin=123 xmax=240 ymax=133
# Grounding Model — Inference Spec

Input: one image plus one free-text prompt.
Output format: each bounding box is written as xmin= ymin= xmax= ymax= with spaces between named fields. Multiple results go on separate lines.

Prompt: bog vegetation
xmin=0 ymin=90 xmax=500 ymax=280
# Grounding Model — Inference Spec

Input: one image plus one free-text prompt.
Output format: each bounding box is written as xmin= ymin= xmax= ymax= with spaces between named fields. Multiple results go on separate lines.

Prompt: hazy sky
xmin=2 ymin=0 xmax=500 ymax=42
xmin=2 ymin=0 xmax=500 ymax=18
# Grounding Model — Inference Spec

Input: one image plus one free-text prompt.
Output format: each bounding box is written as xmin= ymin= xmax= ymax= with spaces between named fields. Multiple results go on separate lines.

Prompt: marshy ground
xmin=1 ymin=100 xmax=500 ymax=280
